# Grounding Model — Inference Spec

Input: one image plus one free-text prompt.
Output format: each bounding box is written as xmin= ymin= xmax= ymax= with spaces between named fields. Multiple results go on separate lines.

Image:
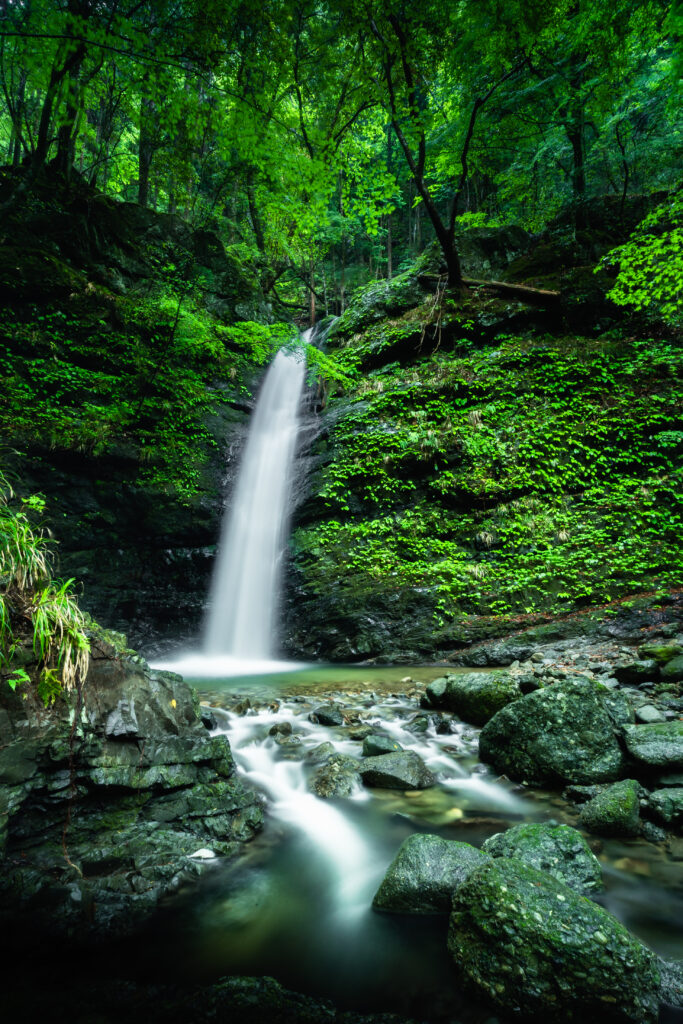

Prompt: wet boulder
xmin=422 ymin=671 xmax=519 ymax=725
xmin=448 ymin=858 xmax=660 ymax=1023
xmin=478 ymin=679 xmax=626 ymax=785
xmin=359 ymin=751 xmax=435 ymax=790
xmin=614 ymin=659 xmax=658 ymax=685
xmin=361 ymin=734 xmax=402 ymax=756
xmin=623 ymin=722 xmax=683 ymax=768
xmin=310 ymin=754 xmax=361 ymax=798
xmin=373 ymin=834 xmax=489 ymax=914
xmin=648 ymin=787 xmax=683 ymax=828
xmin=481 ymin=822 xmax=603 ymax=895
xmin=578 ymin=779 xmax=642 ymax=837
xmin=309 ymin=705 xmax=344 ymax=727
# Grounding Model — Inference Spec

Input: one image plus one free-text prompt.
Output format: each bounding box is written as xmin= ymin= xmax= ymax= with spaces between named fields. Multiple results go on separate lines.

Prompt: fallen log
xmin=462 ymin=277 xmax=561 ymax=306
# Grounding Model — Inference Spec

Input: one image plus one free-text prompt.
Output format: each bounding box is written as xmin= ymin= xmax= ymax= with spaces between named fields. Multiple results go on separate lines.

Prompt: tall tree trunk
xmin=138 ymin=86 xmax=155 ymax=207
xmin=246 ymin=169 xmax=266 ymax=252
xmin=309 ymin=259 xmax=316 ymax=326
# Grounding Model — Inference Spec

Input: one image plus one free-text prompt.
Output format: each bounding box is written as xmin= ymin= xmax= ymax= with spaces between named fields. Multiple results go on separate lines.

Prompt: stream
xmin=137 ymin=663 xmax=683 ymax=1019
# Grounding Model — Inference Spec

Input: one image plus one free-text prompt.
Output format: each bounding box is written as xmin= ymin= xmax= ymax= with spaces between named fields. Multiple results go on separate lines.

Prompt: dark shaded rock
xmin=269 ymin=721 xmax=293 ymax=737
xmin=373 ymin=834 xmax=489 ymax=914
xmin=200 ymin=707 xmax=218 ymax=730
xmin=359 ymin=752 xmax=435 ymax=790
xmin=308 ymin=705 xmax=344 ymax=727
xmin=423 ymin=671 xmax=519 ymax=725
xmin=362 ymin=734 xmax=402 ymax=756
xmin=648 ymin=787 xmax=683 ymax=827
xmin=310 ymin=754 xmax=361 ymax=798
xmin=623 ymin=722 xmax=683 ymax=768
xmin=614 ymin=659 xmax=658 ymax=685
xmin=658 ymin=958 xmax=683 ymax=1009
xmin=448 ymin=858 xmax=660 ymax=1023
xmin=482 ymin=822 xmax=603 ymax=894
xmin=578 ymin=779 xmax=641 ymax=837
xmin=478 ymin=679 xmax=626 ymax=785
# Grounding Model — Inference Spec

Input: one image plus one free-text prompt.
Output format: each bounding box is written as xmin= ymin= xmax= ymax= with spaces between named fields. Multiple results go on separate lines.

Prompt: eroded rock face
xmin=448 ymin=858 xmax=661 ymax=1023
xmin=373 ymin=834 xmax=489 ymax=914
xmin=0 ymin=639 xmax=263 ymax=937
xmin=478 ymin=678 xmax=626 ymax=784
xmin=481 ymin=822 xmax=604 ymax=895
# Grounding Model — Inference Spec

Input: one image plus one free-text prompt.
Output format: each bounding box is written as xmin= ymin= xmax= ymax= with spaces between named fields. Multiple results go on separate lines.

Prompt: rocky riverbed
xmin=2 ymin=611 xmax=682 ymax=1023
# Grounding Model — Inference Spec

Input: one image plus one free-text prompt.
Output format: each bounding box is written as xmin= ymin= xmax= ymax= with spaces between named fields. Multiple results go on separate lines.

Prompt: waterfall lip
xmin=149 ymin=654 xmax=307 ymax=678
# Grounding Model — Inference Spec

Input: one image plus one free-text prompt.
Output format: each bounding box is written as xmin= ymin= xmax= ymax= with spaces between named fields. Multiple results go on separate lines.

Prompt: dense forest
xmin=0 ymin=3 xmax=682 ymax=1024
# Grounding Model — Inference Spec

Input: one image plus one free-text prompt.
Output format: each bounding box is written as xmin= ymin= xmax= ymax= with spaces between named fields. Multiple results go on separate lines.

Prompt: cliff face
xmin=0 ymin=634 xmax=263 ymax=938
xmin=282 ymin=207 xmax=682 ymax=662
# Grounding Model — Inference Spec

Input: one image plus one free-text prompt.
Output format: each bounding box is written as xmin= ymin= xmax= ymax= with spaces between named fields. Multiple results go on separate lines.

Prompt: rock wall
xmin=0 ymin=635 xmax=263 ymax=938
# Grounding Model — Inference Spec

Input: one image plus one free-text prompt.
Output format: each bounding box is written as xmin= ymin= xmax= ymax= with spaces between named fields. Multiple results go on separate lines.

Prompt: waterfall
xmin=203 ymin=342 xmax=306 ymax=659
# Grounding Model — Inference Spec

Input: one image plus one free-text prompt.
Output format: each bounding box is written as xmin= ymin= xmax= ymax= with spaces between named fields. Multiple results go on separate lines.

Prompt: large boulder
xmin=448 ymin=858 xmax=661 ymax=1023
xmin=359 ymin=751 xmax=435 ymax=790
xmin=372 ymin=834 xmax=489 ymax=914
xmin=623 ymin=722 xmax=683 ymax=769
xmin=661 ymin=655 xmax=683 ymax=681
xmin=481 ymin=822 xmax=603 ymax=895
xmin=423 ymin=671 xmax=520 ymax=725
xmin=578 ymin=779 xmax=642 ymax=837
xmin=478 ymin=679 xmax=627 ymax=784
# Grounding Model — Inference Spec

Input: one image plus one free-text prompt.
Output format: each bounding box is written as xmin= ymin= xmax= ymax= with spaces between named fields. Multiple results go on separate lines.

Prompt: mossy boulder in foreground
xmin=422 ymin=671 xmax=520 ymax=725
xmin=372 ymin=834 xmax=489 ymax=914
xmin=448 ymin=858 xmax=660 ymax=1023
xmin=481 ymin=822 xmax=604 ymax=895
xmin=478 ymin=678 xmax=626 ymax=784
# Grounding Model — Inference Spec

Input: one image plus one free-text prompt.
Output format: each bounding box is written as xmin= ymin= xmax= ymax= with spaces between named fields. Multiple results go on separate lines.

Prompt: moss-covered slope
xmin=286 ymin=246 xmax=682 ymax=660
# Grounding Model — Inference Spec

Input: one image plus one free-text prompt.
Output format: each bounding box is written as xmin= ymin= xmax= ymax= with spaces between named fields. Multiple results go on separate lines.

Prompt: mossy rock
xmin=623 ymin=722 xmax=683 ymax=768
xmin=482 ymin=822 xmax=604 ymax=895
xmin=578 ymin=779 xmax=642 ymax=837
xmin=448 ymin=858 xmax=660 ymax=1023
xmin=373 ymin=834 xmax=489 ymax=914
xmin=425 ymin=670 xmax=520 ymax=725
xmin=478 ymin=679 xmax=626 ymax=785
xmin=638 ymin=642 xmax=683 ymax=665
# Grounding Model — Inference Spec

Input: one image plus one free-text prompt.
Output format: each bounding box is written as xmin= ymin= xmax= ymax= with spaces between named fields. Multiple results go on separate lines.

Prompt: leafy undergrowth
xmin=294 ymin=327 xmax=683 ymax=622
xmin=0 ymin=264 xmax=293 ymax=501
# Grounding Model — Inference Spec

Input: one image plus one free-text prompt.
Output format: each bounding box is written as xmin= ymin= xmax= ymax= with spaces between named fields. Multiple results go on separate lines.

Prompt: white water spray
xmin=203 ymin=343 xmax=306 ymax=658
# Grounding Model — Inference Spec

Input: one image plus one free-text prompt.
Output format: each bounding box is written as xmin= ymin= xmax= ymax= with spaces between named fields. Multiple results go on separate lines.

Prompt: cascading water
xmin=203 ymin=343 xmax=306 ymax=659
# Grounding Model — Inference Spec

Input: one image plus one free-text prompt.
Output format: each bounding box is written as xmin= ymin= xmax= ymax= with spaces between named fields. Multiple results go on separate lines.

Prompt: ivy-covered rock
xmin=481 ymin=822 xmax=604 ymax=894
xmin=359 ymin=751 xmax=435 ymax=790
xmin=448 ymin=858 xmax=661 ymax=1023
xmin=578 ymin=779 xmax=642 ymax=836
xmin=422 ymin=671 xmax=520 ymax=725
xmin=623 ymin=722 xmax=683 ymax=768
xmin=373 ymin=834 xmax=489 ymax=914
xmin=478 ymin=679 xmax=626 ymax=784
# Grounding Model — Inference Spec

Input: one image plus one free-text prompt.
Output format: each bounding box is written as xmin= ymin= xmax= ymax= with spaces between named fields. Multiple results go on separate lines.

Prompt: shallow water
xmin=138 ymin=663 xmax=683 ymax=1017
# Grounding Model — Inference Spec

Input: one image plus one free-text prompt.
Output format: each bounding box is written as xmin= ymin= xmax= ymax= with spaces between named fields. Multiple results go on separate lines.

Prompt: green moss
xmin=294 ymin=329 xmax=682 ymax=623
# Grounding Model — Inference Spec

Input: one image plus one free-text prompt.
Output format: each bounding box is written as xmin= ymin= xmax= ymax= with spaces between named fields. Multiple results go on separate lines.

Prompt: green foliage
xmin=0 ymin=472 xmax=89 ymax=703
xmin=602 ymin=193 xmax=683 ymax=325
xmin=294 ymin=329 xmax=683 ymax=622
